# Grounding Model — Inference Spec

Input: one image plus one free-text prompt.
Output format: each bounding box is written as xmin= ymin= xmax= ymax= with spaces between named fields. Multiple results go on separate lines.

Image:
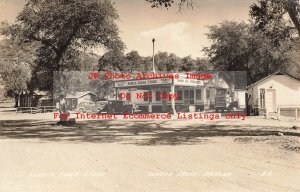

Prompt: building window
xmin=118 ymin=93 xmax=122 ymax=100
xmin=190 ymin=90 xmax=194 ymax=104
xmin=184 ymin=90 xmax=194 ymax=105
xmin=156 ymin=91 xmax=161 ymax=101
xmin=144 ymin=92 xmax=149 ymax=101
xmin=144 ymin=92 xmax=152 ymax=102
xmin=206 ymin=89 xmax=210 ymax=99
xmin=196 ymin=89 xmax=201 ymax=100
xmin=177 ymin=90 xmax=183 ymax=100
xmin=260 ymin=89 xmax=265 ymax=108
xmin=127 ymin=93 xmax=131 ymax=101
xmin=184 ymin=90 xmax=189 ymax=100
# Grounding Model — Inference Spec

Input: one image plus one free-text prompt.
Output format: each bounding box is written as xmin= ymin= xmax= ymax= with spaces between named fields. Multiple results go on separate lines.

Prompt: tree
xmin=194 ymin=58 xmax=211 ymax=70
xmin=154 ymin=52 xmax=170 ymax=71
xmin=0 ymin=39 xmax=36 ymax=99
xmin=249 ymin=0 xmax=299 ymax=78
xmin=153 ymin=52 xmax=182 ymax=72
xmin=146 ymin=0 xmax=194 ymax=10
xmin=167 ymin=53 xmax=181 ymax=71
xmin=180 ymin=56 xmax=195 ymax=71
xmin=98 ymin=50 xmax=128 ymax=72
xmin=148 ymin=0 xmax=300 ymax=36
xmin=203 ymin=21 xmax=250 ymax=71
xmin=284 ymin=0 xmax=300 ymax=36
xmin=250 ymin=0 xmax=295 ymax=43
xmin=250 ymin=0 xmax=300 ymax=37
xmin=203 ymin=21 xmax=295 ymax=84
xmin=153 ymin=52 xmax=208 ymax=72
xmin=53 ymin=71 xmax=90 ymax=96
xmin=140 ymin=56 xmax=154 ymax=72
xmin=1 ymin=0 xmax=124 ymax=92
xmin=1 ymin=62 xmax=32 ymax=95
xmin=126 ymin=50 xmax=142 ymax=72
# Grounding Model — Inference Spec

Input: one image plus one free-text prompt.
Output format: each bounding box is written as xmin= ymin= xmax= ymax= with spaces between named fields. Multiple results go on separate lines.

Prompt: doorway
xmin=266 ymin=89 xmax=276 ymax=113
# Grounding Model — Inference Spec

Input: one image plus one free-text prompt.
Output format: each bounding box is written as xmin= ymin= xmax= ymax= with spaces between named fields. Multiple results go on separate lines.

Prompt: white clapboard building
xmin=247 ymin=71 xmax=300 ymax=117
xmin=113 ymin=72 xmax=244 ymax=113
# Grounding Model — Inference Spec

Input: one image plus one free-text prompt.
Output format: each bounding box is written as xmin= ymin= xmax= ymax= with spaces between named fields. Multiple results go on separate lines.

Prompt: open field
xmin=0 ymin=115 xmax=300 ymax=192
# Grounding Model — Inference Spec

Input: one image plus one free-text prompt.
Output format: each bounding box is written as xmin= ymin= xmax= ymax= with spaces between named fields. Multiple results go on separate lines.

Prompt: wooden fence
xmin=16 ymin=106 xmax=57 ymax=114
xmin=277 ymin=106 xmax=300 ymax=120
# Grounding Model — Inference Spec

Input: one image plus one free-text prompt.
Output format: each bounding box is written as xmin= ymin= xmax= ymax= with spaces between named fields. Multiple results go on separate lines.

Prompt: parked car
xmin=76 ymin=101 xmax=99 ymax=113
xmin=96 ymin=101 xmax=109 ymax=112
xmin=98 ymin=100 xmax=141 ymax=114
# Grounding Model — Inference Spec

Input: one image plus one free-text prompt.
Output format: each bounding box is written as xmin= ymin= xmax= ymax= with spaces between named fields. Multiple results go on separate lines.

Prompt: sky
xmin=0 ymin=0 xmax=255 ymax=58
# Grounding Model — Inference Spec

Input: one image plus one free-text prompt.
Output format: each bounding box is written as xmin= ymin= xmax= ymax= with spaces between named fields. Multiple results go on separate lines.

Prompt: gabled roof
xmin=247 ymin=71 xmax=300 ymax=89
xmin=204 ymin=71 xmax=234 ymax=89
xmin=66 ymin=91 xmax=96 ymax=99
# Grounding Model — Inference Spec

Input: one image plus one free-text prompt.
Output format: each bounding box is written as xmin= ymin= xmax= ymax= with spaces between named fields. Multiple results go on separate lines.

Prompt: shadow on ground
xmin=0 ymin=120 xmax=299 ymax=145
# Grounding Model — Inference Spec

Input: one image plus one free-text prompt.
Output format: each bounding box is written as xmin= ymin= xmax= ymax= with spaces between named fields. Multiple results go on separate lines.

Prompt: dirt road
xmin=0 ymin=118 xmax=299 ymax=192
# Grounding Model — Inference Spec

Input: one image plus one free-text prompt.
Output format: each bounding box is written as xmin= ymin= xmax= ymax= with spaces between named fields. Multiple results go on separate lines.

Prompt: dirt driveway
xmin=0 ymin=117 xmax=299 ymax=192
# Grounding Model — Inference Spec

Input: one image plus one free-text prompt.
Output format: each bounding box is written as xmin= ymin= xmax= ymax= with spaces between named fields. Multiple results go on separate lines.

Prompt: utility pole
xmin=152 ymin=38 xmax=156 ymax=74
xmin=148 ymin=38 xmax=156 ymax=114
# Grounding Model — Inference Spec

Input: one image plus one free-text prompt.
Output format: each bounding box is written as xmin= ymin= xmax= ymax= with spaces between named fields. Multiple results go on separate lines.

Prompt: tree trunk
xmin=285 ymin=1 xmax=300 ymax=37
xmin=15 ymin=93 xmax=21 ymax=107
xmin=15 ymin=93 xmax=18 ymax=107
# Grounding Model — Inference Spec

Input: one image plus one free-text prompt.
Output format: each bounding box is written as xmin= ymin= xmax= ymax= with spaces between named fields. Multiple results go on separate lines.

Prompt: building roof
xmin=34 ymin=90 xmax=48 ymax=95
xmin=204 ymin=71 xmax=234 ymax=89
xmin=39 ymin=96 xmax=51 ymax=100
xmin=247 ymin=71 xmax=300 ymax=89
xmin=66 ymin=91 xmax=96 ymax=99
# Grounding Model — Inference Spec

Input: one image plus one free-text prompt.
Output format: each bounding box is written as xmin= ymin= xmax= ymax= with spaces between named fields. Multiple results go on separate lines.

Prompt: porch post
xmin=115 ymin=88 xmax=118 ymax=100
xmin=148 ymin=88 xmax=152 ymax=113
xmin=170 ymin=85 xmax=176 ymax=114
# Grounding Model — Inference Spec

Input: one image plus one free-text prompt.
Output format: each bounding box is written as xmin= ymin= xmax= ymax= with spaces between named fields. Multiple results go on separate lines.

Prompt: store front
xmin=113 ymin=74 xmax=224 ymax=113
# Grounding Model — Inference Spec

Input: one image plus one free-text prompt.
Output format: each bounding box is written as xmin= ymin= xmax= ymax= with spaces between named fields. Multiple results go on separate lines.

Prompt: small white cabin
xmin=247 ymin=72 xmax=300 ymax=115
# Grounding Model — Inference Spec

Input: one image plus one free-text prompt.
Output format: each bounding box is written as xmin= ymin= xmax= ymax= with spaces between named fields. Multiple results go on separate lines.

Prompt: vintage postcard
xmin=0 ymin=0 xmax=300 ymax=191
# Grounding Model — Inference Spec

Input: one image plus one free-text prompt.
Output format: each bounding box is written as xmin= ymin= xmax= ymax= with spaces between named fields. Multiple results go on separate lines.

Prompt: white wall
xmin=235 ymin=90 xmax=246 ymax=108
xmin=78 ymin=94 xmax=94 ymax=104
xmin=248 ymin=75 xmax=300 ymax=108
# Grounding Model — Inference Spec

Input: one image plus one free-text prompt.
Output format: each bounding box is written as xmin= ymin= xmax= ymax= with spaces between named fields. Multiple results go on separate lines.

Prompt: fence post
xmin=278 ymin=107 xmax=280 ymax=120
xmin=296 ymin=108 xmax=298 ymax=121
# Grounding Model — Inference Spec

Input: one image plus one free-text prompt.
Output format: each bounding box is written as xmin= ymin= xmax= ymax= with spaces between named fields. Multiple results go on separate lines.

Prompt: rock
xmin=277 ymin=132 xmax=284 ymax=136
xmin=292 ymin=126 xmax=299 ymax=130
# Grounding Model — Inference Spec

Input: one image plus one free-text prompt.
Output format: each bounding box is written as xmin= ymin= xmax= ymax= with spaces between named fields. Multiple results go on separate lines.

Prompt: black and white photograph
xmin=0 ymin=0 xmax=300 ymax=191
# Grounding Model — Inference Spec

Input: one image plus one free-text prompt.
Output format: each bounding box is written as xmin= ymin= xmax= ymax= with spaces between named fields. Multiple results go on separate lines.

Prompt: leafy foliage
xmin=98 ymin=50 xmax=128 ymax=72
xmin=0 ymin=39 xmax=36 ymax=96
xmin=204 ymin=21 xmax=251 ymax=70
xmin=15 ymin=0 xmax=124 ymax=62
xmin=146 ymin=0 xmax=175 ymax=8
xmin=250 ymin=0 xmax=300 ymax=37
xmin=203 ymin=20 xmax=295 ymax=84
xmin=126 ymin=50 xmax=143 ymax=72
xmin=249 ymin=0 xmax=299 ymax=78
xmin=98 ymin=50 xmax=210 ymax=73
xmin=1 ymin=0 xmax=124 ymax=94
xmin=146 ymin=0 xmax=194 ymax=10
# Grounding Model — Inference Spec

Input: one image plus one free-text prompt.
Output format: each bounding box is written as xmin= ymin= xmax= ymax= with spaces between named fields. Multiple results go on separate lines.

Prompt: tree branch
xmin=284 ymin=1 xmax=300 ymax=37
xmin=29 ymin=35 xmax=58 ymax=53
